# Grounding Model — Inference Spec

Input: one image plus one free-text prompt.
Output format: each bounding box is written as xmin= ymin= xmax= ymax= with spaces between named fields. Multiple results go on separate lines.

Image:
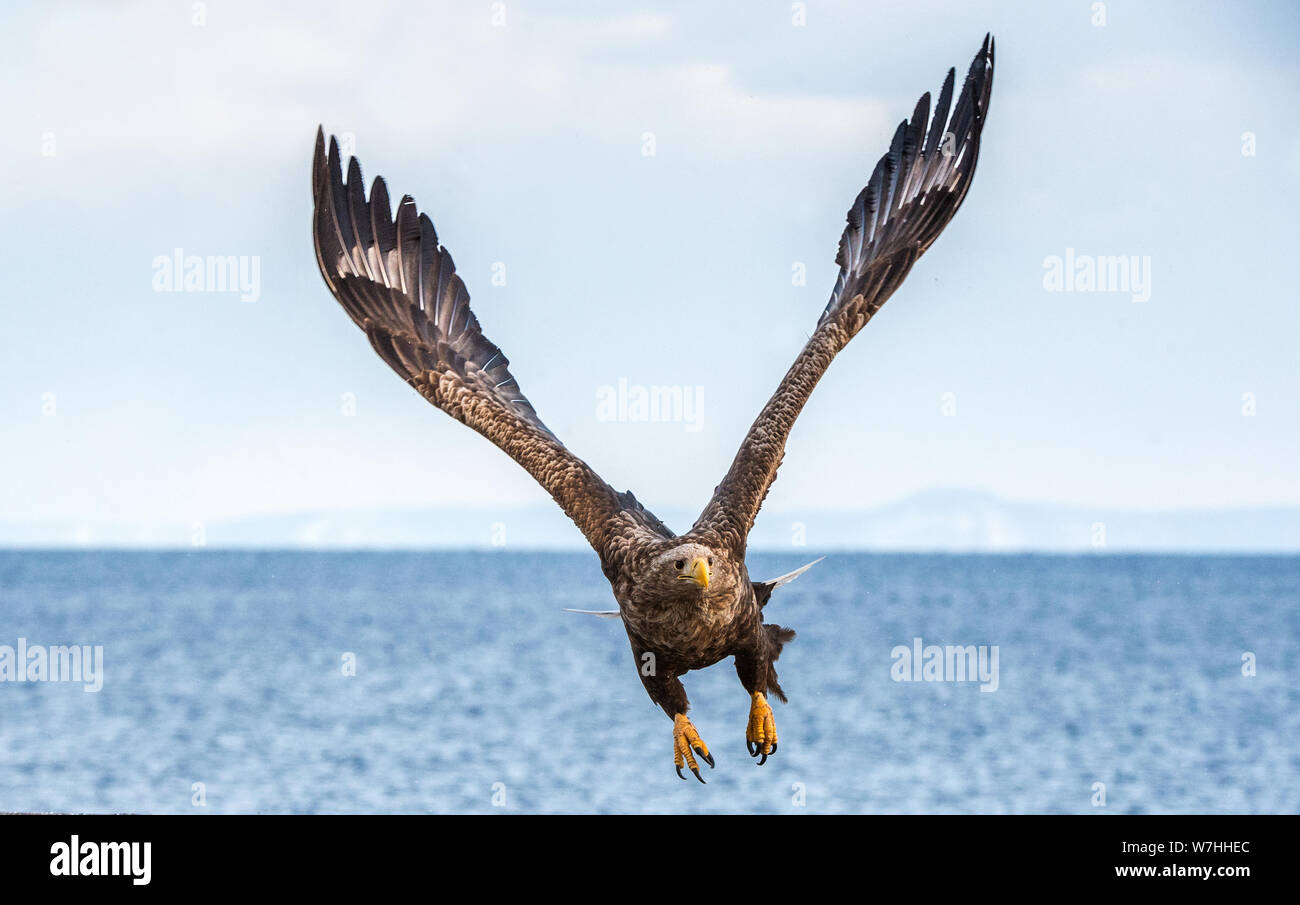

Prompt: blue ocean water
xmin=0 ymin=551 xmax=1296 ymax=814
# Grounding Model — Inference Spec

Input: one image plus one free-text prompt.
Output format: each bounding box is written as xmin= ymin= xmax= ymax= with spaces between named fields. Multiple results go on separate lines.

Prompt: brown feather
xmin=306 ymin=35 xmax=997 ymax=742
xmin=310 ymin=129 xmax=671 ymax=555
xmin=694 ymin=36 xmax=994 ymax=555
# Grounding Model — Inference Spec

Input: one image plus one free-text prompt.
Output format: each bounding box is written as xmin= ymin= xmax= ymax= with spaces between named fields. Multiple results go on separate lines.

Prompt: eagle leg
xmin=735 ymin=647 xmax=782 ymax=765
xmin=745 ymin=692 xmax=778 ymax=765
xmin=633 ymin=652 xmax=715 ymax=783
xmin=672 ymin=713 xmax=714 ymax=784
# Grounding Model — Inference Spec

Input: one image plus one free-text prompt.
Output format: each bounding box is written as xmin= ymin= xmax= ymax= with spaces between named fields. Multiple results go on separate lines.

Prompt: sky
xmin=2 ymin=0 xmax=1299 ymax=544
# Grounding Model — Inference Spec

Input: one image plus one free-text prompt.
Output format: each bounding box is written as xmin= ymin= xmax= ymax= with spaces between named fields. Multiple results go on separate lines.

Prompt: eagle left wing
xmin=312 ymin=129 xmax=670 ymax=558
xmin=692 ymin=35 xmax=995 ymax=554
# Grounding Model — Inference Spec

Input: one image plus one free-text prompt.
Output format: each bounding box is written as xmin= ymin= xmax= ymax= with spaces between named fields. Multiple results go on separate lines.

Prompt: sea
xmin=1 ymin=551 xmax=1296 ymax=814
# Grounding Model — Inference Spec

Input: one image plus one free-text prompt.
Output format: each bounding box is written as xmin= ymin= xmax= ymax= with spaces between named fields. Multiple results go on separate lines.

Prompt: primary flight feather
xmin=311 ymin=35 xmax=995 ymax=781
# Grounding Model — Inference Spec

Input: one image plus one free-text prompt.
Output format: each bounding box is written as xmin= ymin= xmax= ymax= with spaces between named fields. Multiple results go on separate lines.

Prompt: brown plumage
xmin=310 ymin=35 xmax=995 ymax=781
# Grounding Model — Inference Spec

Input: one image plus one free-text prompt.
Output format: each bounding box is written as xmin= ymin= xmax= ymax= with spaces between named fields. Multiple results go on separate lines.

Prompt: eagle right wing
xmin=312 ymin=130 xmax=671 ymax=557
xmin=693 ymin=35 xmax=995 ymax=554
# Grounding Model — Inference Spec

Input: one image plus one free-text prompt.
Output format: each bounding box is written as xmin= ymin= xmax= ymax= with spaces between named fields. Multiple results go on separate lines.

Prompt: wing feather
xmin=311 ymin=130 xmax=669 ymax=554
xmin=693 ymin=36 xmax=994 ymax=554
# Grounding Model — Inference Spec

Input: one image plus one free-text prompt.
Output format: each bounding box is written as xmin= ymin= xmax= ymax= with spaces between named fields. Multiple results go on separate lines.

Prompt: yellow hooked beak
xmin=678 ymin=557 xmax=710 ymax=590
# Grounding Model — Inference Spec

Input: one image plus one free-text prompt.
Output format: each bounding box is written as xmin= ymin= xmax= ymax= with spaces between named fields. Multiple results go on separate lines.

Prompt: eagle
xmin=311 ymin=35 xmax=994 ymax=782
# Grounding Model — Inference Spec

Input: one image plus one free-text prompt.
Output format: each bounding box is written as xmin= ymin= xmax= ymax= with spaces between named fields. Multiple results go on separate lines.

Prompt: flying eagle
xmin=311 ymin=35 xmax=994 ymax=782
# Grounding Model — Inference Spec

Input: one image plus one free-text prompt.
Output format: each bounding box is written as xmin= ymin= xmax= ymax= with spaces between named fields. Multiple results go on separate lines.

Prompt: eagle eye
xmin=675 ymin=559 xmax=685 ymax=570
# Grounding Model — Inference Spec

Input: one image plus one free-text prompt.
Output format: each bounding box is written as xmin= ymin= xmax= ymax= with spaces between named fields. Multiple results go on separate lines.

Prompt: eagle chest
xmin=622 ymin=591 xmax=748 ymax=665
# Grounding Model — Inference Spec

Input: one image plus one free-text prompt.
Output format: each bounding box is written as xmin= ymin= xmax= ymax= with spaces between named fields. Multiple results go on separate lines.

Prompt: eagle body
xmin=620 ymin=555 xmax=763 ymax=670
xmin=310 ymin=36 xmax=995 ymax=781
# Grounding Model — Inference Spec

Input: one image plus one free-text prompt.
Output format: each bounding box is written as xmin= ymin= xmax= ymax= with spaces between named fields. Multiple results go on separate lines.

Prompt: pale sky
xmin=3 ymin=0 xmax=1298 ymax=539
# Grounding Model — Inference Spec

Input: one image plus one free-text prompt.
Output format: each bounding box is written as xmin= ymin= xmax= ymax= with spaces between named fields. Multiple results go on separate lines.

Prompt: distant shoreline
xmin=1 ymin=547 xmax=1295 ymax=557
xmin=6 ymin=490 xmax=1300 ymax=554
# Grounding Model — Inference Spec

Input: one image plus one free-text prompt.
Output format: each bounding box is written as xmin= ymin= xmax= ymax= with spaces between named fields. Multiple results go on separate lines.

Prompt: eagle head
xmin=648 ymin=542 xmax=720 ymax=596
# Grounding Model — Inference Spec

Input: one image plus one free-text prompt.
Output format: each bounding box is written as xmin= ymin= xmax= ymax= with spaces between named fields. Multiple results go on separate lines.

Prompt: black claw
xmin=769 ymin=741 xmax=778 ymax=755
xmin=757 ymin=748 xmax=769 ymax=766
xmin=676 ymin=764 xmax=686 ymax=781
xmin=690 ymin=765 xmax=706 ymax=784
xmin=747 ymin=740 xmax=757 ymax=757
xmin=693 ymin=746 xmax=715 ymax=768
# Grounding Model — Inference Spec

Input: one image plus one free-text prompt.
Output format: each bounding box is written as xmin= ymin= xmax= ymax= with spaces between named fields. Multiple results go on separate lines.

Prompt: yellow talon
xmin=672 ymin=713 xmax=714 ymax=783
xmin=746 ymin=692 xmax=778 ymax=764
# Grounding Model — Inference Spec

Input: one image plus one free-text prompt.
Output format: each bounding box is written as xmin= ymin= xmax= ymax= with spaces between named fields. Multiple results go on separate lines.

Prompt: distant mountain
xmin=744 ymin=489 xmax=1300 ymax=552
xmin=4 ymin=489 xmax=1298 ymax=552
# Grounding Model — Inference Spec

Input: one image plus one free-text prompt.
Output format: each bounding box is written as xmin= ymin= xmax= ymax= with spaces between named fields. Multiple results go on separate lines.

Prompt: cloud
xmin=8 ymin=1 xmax=888 ymax=181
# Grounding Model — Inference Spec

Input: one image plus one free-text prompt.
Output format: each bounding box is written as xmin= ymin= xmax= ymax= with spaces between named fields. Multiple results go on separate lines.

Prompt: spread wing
xmin=311 ymin=129 xmax=671 ymax=555
xmin=693 ymin=35 xmax=995 ymax=554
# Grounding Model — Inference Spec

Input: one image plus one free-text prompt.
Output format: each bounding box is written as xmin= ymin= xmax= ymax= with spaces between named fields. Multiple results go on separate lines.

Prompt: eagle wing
xmin=312 ymin=130 xmax=670 ymax=556
xmin=693 ymin=35 xmax=995 ymax=554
